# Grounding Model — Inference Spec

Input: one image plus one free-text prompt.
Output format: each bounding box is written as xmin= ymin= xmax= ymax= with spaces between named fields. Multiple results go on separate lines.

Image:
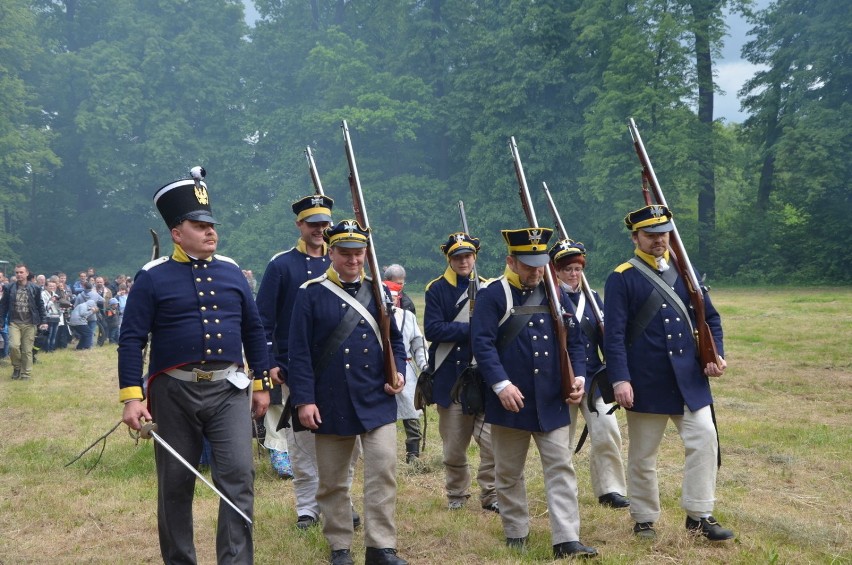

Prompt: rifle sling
xmin=314 ymin=281 xmax=375 ymax=377
xmin=432 ymin=297 xmax=470 ymax=374
xmin=626 ymin=258 xmax=694 ymax=347
xmin=496 ymin=281 xmax=546 ymax=352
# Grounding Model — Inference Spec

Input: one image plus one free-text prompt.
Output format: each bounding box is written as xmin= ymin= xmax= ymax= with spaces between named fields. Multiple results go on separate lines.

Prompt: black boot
xmin=364 ymin=547 xmax=408 ymax=565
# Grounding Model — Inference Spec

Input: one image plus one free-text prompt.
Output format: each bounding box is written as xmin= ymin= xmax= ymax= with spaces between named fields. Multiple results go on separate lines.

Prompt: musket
xmin=304 ymin=146 xmax=326 ymax=196
xmin=457 ymin=200 xmax=480 ymax=312
xmin=541 ymin=182 xmax=605 ymax=338
xmin=627 ymin=118 xmax=721 ymax=368
xmin=341 ymin=120 xmax=399 ymax=388
xmin=140 ymin=421 xmax=253 ymax=526
xmin=509 ymin=137 xmax=575 ymax=401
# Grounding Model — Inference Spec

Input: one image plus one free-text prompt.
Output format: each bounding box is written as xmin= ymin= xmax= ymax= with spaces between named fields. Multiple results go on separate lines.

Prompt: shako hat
xmin=440 ymin=232 xmax=480 ymax=257
xmin=153 ymin=166 xmax=218 ymax=229
xmin=624 ymin=204 xmax=673 ymax=233
xmin=502 ymin=227 xmax=554 ymax=267
xmin=324 ymin=219 xmax=370 ymax=248
xmin=549 ymin=239 xmax=587 ymax=265
xmin=292 ymin=194 xmax=334 ymax=223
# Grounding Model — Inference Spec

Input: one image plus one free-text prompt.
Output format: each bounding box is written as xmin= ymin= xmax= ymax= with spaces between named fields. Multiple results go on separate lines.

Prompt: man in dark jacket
xmin=0 ymin=263 xmax=48 ymax=380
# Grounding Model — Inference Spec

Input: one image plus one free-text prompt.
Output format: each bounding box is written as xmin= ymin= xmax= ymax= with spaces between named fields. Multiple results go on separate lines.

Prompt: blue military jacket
xmin=287 ymin=267 xmax=407 ymax=436
xmin=118 ymin=245 xmax=271 ymax=402
xmin=471 ymin=268 xmax=586 ymax=433
xmin=255 ymin=240 xmax=329 ymax=403
xmin=564 ymin=286 xmax=605 ymax=393
xmin=603 ymin=249 xmax=724 ymax=414
xmin=423 ymin=266 xmax=484 ymax=408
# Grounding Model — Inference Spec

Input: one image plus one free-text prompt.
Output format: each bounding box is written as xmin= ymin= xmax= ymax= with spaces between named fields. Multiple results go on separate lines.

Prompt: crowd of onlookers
xmin=0 ymin=267 xmax=132 ymax=361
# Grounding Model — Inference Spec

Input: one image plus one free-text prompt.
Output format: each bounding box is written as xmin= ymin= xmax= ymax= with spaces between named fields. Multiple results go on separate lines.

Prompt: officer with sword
xmin=118 ymin=167 xmax=272 ymax=564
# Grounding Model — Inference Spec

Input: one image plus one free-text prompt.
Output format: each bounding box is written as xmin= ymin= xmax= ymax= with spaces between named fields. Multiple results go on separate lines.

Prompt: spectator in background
xmin=94 ymin=276 xmax=113 ymax=346
xmin=69 ymin=299 xmax=97 ymax=350
xmin=43 ymin=280 xmax=61 ymax=352
xmin=55 ymin=273 xmax=73 ymax=349
xmin=383 ymin=264 xmax=416 ymax=315
xmin=72 ymin=271 xmax=87 ymax=296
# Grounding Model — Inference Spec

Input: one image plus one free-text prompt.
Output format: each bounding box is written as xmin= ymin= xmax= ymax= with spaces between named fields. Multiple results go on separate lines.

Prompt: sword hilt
xmin=139 ymin=420 xmax=158 ymax=440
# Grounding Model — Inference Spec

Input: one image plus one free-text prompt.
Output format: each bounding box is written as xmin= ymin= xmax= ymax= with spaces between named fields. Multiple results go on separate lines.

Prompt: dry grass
xmin=0 ymin=287 xmax=850 ymax=564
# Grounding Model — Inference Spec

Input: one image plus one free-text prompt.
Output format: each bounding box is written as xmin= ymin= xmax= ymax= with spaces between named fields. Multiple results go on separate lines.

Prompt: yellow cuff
xmin=252 ymin=370 xmax=272 ymax=392
xmin=119 ymin=386 xmax=144 ymax=403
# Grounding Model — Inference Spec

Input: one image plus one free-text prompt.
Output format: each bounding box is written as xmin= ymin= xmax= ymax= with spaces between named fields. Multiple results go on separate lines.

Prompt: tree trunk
xmin=690 ymin=0 xmax=717 ymax=270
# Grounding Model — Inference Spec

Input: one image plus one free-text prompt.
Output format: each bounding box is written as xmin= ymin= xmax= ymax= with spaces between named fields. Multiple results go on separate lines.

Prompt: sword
xmin=139 ymin=421 xmax=253 ymax=526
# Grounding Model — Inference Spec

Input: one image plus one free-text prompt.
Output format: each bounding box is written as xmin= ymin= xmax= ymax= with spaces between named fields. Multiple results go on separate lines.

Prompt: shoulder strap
xmin=626 ymin=257 xmax=695 ymax=346
xmin=313 ymin=282 xmax=375 ymax=377
xmin=496 ymin=283 xmax=547 ymax=352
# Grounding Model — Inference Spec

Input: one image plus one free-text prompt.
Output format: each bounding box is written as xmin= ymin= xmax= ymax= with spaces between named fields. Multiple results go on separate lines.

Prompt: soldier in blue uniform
xmin=255 ymin=194 xmax=361 ymax=528
xmin=550 ymin=239 xmax=629 ymax=509
xmin=603 ymin=204 xmax=733 ymax=541
xmin=288 ymin=220 xmax=408 ymax=565
xmin=423 ymin=232 xmax=497 ymax=512
xmin=471 ymin=228 xmax=598 ymax=559
xmin=119 ymin=168 xmax=272 ymax=564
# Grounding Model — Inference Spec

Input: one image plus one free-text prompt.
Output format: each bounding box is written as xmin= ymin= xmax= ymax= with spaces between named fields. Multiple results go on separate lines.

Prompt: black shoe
xmin=481 ymin=501 xmax=500 ymax=514
xmin=598 ymin=492 xmax=630 ymax=508
xmin=405 ymin=452 xmax=419 ymax=464
xmin=553 ymin=541 xmax=598 ymax=559
xmin=330 ymin=549 xmax=354 ymax=565
xmin=352 ymin=508 xmax=361 ymax=529
xmin=686 ymin=516 xmax=735 ymax=541
xmin=364 ymin=547 xmax=408 ymax=565
xmin=506 ymin=536 xmax=528 ymax=550
xmin=296 ymin=514 xmax=319 ymax=530
xmin=633 ymin=522 xmax=656 ymax=539
xmin=11 ymin=368 xmax=20 ymax=380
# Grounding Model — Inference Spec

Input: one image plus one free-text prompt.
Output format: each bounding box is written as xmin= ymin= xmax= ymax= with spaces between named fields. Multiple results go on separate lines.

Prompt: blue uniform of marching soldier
xmin=603 ymin=204 xmax=734 ymax=541
xmin=255 ymin=195 xmax=332 ymax=482
xmin=423 ymin=232 xmax=497 ymax=512
xmin=119 ymin=169 xmax=272 ymax=564
xmin=471 ymin=228 xmax=597 ymax=559
xmin=287 ymin=220 xmax=408 ymax=565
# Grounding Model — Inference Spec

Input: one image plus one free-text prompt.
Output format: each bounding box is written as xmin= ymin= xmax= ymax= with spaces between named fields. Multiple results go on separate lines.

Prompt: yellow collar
xmin=633 ymin=248 xmax=670 ymax=269
xmin=296 ymin=238 xmax=327 ymax=257
xmin=503 ymin=265 xmax=527 ymax=290
xmin=171 ymin=244 xmax=213 ymax=263
xmin=324 ymin=265 xmax=365 ymax=288
xmin=442 ymin=266 xmax=468 ymax=287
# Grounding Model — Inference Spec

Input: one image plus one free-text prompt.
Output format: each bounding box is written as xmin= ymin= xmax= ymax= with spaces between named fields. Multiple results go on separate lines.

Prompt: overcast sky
xmin=241 ymin=2 xmax=764 ymax=123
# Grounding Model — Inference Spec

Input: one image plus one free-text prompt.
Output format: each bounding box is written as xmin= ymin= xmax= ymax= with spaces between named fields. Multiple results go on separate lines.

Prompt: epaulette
xmin=141 ymin=256 xmax=169 ymax=271
xmin=269 ymin=247 xmax=296 ymax=262
xmin=214 ymin=254 xmax=239 ymax=267
xmin=614 ymin=262 xmax=633 ymax=273
xmin=300 ymin=273 xmax=328 ymax=289
xmin=481 ymin=275 xmax=505 ymax=289
xmin=424 ymin=275 xmax=443 ymax=292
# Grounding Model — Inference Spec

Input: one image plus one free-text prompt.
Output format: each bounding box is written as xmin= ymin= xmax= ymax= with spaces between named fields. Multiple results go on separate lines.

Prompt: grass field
xmin=0 ymin=287 xmax=850 ymax=564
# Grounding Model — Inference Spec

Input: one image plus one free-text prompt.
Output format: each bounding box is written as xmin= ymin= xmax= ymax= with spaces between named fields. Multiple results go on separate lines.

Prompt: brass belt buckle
xmin=193 ymin=368 xmax=214 ymax=382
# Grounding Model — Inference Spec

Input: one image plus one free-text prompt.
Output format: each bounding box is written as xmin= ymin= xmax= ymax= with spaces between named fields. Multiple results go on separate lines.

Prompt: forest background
xmin=1 ymin=0 xmax=849 ymax=287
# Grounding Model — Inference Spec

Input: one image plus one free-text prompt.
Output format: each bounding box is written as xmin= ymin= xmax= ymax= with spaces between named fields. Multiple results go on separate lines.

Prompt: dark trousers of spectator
xmin=96 ymin=314 xmax=108 ymax=346
xmin=0 ymin=328 xmax=8 ymax=359
xmin=46 ymin=319 xmax=59 ymax=351
xmin=72 ymin=324 xmax=94 ymax=350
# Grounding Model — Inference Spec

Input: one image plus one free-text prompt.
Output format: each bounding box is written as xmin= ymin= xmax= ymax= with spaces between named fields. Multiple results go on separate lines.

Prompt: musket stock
xmin=509 ymin=137 xmax=575 ymax=401
xmin=341 ymin=120 xmax=399 ymax=388
xmin=627 ymin=118 xmax=720 ymax=368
